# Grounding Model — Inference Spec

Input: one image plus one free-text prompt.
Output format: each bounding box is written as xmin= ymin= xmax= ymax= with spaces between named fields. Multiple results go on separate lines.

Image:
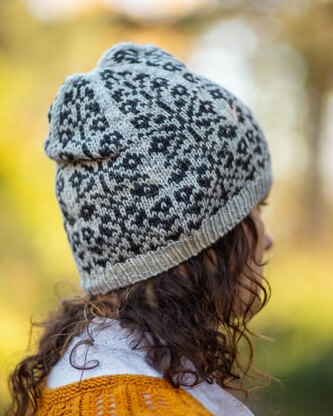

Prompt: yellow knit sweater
xmin=37 ymin=373 xmax=213 ymax=415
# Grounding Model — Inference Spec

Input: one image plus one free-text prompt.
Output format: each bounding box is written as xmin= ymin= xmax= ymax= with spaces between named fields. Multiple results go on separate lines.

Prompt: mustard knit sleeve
xmin=37 ymin=374 xmax=213 ymax=415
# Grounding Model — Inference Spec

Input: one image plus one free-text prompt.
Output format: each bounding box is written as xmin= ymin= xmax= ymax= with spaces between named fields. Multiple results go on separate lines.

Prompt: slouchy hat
xmin=44 ymin=42 xmax=273 ymax=294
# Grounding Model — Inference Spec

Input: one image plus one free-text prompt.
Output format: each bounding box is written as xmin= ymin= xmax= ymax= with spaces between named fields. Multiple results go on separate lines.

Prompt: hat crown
xmin=96 ymin=42 xmax=180 ymax=70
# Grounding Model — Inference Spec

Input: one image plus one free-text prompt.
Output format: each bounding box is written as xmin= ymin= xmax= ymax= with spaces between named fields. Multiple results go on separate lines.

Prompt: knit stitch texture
xmin=44 ymin=42 xmax=272 ymax=294
xmin=37 ymin=374 xmax=213 ymax=415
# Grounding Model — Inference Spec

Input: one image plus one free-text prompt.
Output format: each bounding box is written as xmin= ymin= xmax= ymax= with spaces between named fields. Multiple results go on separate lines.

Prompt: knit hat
xmin=44 ymin=42 xmax=272 ymax=295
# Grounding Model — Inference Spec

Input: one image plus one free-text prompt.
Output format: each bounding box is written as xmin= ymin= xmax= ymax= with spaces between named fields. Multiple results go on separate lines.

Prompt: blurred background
xmin=0 ymin=0 xmax=333 ymax=414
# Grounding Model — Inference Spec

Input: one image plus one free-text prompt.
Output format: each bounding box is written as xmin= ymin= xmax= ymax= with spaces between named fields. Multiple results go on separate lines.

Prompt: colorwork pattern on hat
xmin=45 ymin=42 xmax=272 ymax=294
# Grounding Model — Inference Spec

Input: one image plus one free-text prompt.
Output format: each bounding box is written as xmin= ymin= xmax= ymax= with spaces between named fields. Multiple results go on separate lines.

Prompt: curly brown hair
xmin=7 ymin=213 xmax=272 ymax=416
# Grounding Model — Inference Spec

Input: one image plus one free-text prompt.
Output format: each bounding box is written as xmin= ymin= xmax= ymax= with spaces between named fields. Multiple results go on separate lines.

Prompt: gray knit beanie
xmin=44 ymin=42 xmax=272 ymax=295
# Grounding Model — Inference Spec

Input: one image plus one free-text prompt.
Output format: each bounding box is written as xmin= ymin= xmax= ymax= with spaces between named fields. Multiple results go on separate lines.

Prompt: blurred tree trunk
xmin=283 ymin=2 xmax=333 ymax=242
xmin=305 ymin=87 xmax=325 ymax=241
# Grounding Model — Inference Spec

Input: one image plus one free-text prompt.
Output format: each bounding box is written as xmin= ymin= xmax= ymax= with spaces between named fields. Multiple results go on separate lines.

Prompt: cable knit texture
xmin=44 ymin=42 xmax=272 ymax=294
xmin=37 ymin=374 xmax=213 ymax=415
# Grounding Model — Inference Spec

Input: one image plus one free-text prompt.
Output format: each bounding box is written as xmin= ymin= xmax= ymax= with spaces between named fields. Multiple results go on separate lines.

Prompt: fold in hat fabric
xmin=44 ymin=42 xmax=273 ymax=294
